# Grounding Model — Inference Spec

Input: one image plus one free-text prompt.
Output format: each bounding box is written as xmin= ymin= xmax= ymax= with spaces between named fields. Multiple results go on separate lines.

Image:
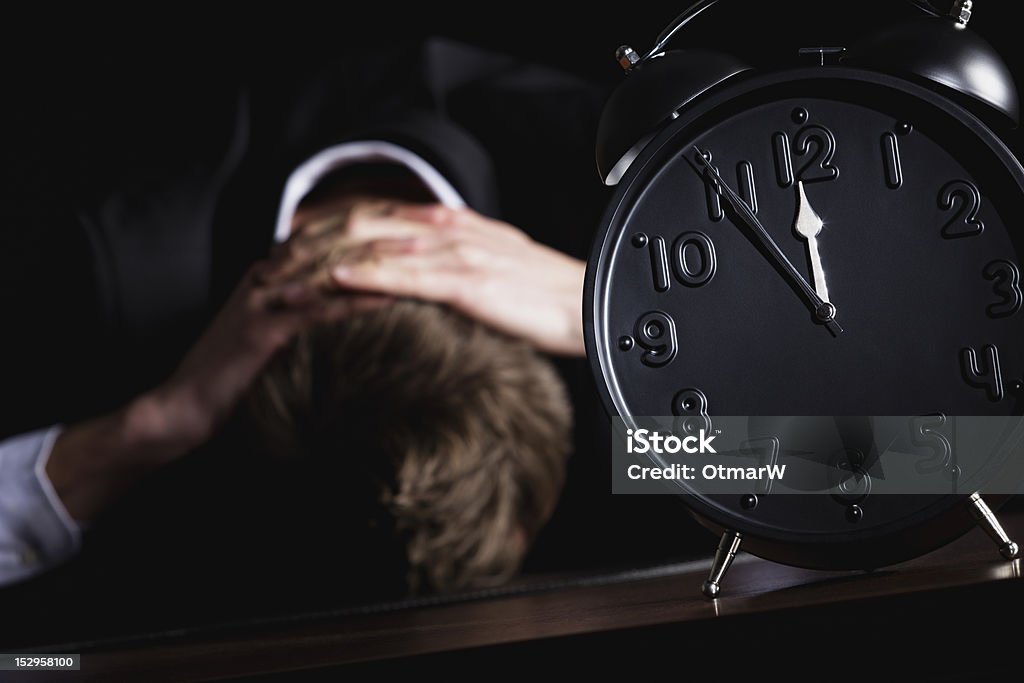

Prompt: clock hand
xmin=794 ymin=181 xmax=831 ymax=304
xmin=692 ymin=147 xmax=842 ymax=335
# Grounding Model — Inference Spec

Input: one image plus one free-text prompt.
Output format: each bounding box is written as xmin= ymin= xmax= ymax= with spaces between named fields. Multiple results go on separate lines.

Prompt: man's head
xmin=244 ymin=299 xmax=572 ymax=593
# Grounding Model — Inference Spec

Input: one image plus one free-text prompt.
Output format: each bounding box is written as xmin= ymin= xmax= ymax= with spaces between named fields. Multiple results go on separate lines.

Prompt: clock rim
xmin=584 ymin=66 xmax=1024 ymax=568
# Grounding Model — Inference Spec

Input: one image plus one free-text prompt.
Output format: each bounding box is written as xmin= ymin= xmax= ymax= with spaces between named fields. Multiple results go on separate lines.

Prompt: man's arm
xmin=1 ymin=131 xmax=586 ymax=586
xmin=0 ymin=246 xmax=387 ymax=587
xmin=0 ymin=383 xmax=213 ymax=584
xmin=43 ymin=382 xmax=211 ymax=523
xmin=0 ymin=428 xmax=79 ymax=585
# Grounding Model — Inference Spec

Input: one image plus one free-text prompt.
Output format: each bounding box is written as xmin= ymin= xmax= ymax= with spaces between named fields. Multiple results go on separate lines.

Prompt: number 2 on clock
xmin=939 ymin=180 xmax=985 ymax=239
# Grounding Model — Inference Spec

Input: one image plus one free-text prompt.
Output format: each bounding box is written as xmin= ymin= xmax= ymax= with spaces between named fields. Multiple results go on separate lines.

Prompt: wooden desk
xmin=34 ymin=512 xmax=1024 ymax=682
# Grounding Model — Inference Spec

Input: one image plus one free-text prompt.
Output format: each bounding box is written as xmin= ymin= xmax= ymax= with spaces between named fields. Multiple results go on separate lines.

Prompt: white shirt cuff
xmin=273 ymin=140 xmax=466 ymax=243
xmin=0 ymin=425 xmax=82 ymax=586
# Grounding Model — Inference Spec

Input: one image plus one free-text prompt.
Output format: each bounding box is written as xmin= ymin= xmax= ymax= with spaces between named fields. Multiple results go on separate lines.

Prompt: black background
xmin=6 ymin=1 xmax=1023 ymax=148
xmin=11 ymin=2 xmax=1020 ymax=85
xmin=3 ymin=0 xmax=1024 ymax=648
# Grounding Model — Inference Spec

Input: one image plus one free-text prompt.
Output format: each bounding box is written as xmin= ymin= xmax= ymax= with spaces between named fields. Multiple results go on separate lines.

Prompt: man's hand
xmin=46 ymin=242 xmax=387 ymax=521
xmin=278 ymin=201 xmax=587 ymax=357
xmin=47 ymin=198 xmax=587 ymax=522
xmin=162 ymin=258 xmax=389 ymax=445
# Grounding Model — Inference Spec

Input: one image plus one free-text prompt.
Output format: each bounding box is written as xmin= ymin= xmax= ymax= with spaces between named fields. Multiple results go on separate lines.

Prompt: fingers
xmin=288 ymin=211 xmax=348 ymax=240
xmin=290 ymin=198 xmax=395 ymax=238
xmin=331 ymin=245 xmax=468 ymax=304
xmin=291 ymin=201 xmax=415 ymax=242
xmin=265 ymin=237 xmax=417 ymax=296
xmin=259 ymin=211 xmax=450 ymax=286
xmin=338 ymin=210 xmax=458 ymax=242
xmin=257 ymin=282 xmax=314 ymax=312
xmin=252 ymin=273 xmax=394 ymax=315
xmin=391 ymin=204 xmax=530 ymax=243
xmin=254 ymin=201 xmax=533 ymax=316
xmin=259 ymin=233 xmax=337 ymax=286
xmin=265 ymin=202 xmax=522 ymax=287
xmin=389 ymin=203 xmax=458 ymax=227
xmin=245 ymin=283 xmax=394 ymax=355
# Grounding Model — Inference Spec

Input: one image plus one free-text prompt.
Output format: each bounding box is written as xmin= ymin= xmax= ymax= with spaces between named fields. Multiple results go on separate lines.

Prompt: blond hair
xmin=244 ymin=300 xmax=572 ymax=592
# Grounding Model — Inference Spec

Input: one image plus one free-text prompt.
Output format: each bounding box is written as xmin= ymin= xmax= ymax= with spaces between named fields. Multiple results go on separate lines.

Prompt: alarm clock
xmin=584 ymin=0 xmax=1023 ymax=597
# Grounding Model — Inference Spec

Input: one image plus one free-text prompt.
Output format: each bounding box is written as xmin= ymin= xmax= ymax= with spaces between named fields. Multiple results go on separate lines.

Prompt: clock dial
xmin=586 ymin=68 xmax=1024 ymax=567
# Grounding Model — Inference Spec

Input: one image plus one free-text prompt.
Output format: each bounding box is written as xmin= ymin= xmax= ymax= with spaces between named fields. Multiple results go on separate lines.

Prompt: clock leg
xmin=968 ymin=493 xmax=1020 ymax=560
xmin=702 ymin=530 xmax=743 ymax=599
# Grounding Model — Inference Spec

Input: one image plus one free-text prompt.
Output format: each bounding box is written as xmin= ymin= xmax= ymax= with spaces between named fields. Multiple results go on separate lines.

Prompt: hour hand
xmin=793 ymin=181 xmax=831 ymax=304
xmin=691 ymin=147 xmax=842 ymax=336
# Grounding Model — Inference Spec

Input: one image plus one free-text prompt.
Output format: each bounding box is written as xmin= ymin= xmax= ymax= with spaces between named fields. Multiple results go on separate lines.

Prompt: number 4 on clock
xmin=961 ymin=345 xmax=1004 ymax=402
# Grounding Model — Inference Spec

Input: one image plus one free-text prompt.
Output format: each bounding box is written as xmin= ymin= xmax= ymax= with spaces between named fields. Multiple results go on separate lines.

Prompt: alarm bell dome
xmin=852 ymin=18 xmax=1019 ymax=125
xmin=596 ymin=49 xmax=752 ymax=186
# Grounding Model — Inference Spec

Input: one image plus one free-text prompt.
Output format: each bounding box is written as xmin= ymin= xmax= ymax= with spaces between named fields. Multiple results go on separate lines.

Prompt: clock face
xmin=586 ymin=68 xmax=1024 ymax=567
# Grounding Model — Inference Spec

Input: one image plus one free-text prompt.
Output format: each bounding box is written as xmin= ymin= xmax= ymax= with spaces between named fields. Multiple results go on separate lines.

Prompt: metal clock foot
xmin=968 ymin=492 xmax=1020 ymax=560
xmin=702 ymin=530 xmax=743 ymax=599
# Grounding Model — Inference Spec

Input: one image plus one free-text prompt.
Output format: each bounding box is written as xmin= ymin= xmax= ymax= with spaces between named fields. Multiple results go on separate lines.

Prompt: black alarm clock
xmin=584 ymin=0 xmax=1023 ymax=597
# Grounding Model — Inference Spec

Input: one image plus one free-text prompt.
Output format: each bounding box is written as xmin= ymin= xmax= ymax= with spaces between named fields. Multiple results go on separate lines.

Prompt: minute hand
xmin=692 ymin=148 xmax=842 ymax=335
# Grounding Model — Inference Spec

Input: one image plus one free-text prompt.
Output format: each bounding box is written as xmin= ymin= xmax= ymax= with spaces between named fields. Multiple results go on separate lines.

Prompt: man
xmin=0 ymin=37 xmax=608 ymax=641
xmin=0 ymin=36 xmax=697 ymax=648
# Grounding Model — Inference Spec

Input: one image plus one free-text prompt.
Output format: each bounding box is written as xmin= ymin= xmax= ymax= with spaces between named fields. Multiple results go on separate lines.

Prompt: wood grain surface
xmin=23 ymin=510 xmax=1024 ymax=682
